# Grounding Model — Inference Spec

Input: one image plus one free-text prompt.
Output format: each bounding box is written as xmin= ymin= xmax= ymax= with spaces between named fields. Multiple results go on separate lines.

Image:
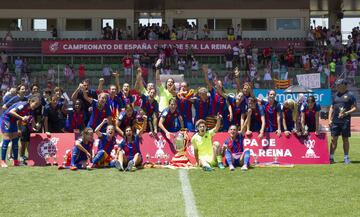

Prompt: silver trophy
xmin=157 ymin=155 xmax=162 ymax=165
xmin=164 ymin=154 xmax=169 ymax=165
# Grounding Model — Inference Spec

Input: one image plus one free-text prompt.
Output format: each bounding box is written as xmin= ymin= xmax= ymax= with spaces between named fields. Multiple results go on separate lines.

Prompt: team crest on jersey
xmin=37 ymin=137 xmax=59 ymax=158
xmin=301 ymin=137 xmax=319 ymax=159
xmin=344 ymin=95 xmax=348 ymax=100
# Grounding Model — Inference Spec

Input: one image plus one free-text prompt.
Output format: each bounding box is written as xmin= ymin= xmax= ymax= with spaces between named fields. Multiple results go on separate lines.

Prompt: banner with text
xmin=253 ymin=89 xmax=331 ymax=106
xmin=296 ymin=73 xmax=321 ymax=88
xmin=28 ymin=132 xmax=329 ymax=166
xmin=41 ymin=40 xmax=306 ymax=55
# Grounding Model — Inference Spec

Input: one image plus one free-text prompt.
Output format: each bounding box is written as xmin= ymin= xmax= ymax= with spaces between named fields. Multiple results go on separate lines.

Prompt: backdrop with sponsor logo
xmin=41 ymin=40 xmax=306 ymax=55
xmin=253 ymin=89 xmax=331 ymax=106
xmin=29 ymin=132 xmax=329 ymax=166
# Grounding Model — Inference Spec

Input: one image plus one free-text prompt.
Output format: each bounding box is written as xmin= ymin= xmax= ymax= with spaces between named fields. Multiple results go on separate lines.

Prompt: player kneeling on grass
xmin=223 ymin=108 xmax=251 ymax=171
xmin=114 ymin=116 xmax=146 ymax=172
xmin=191 ymin=114 xmax=223 ymax=171
xmin=59 ymin=127 xmax=94 ymax=170
xmin=87 ymin=119 xmax=119 ymax=169
xmin=1 ymin=95 xmax=41 ymax=167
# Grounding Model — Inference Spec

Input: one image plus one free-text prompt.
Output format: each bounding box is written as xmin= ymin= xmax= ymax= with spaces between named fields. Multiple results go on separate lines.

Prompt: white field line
xmin=179 ymin=169 xmax=200 ymax=217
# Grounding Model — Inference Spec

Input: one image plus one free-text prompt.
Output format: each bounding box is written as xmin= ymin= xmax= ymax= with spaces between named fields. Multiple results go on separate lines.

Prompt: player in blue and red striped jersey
xmin=177 ymin=82 xmax=194 ymax=132
xmin=192 ymin=87 xmax=210 ymax=124
xmin=116 ymin=104 xmax=138 ymax=137
xmin=59 ymin=127 xmax=94 ymax=170
xmin=158 ymin=98 xmax=184 ymax=140
xmin=222 ymin=108 xmax=251 ymax=171
xmin=1 ymin=95 xmax=41 ymax=167
xmin=246 ymin=97 xmax=265 ymax=138
xmin=65 ymin=99 xmax=86 ymax=133
xmin=2 ymin=84 xmax=28 ymax=110
xmin=202 ymin=64 xmax=232 ymax=131
xmin=301 ymin=95 xmax=321 ymax=136
xmin=114 ymin=115 xmax=147 ymax=171
xmin=227 ymin=92 xmax=247 ymax=128
xmin=82 ymin=87 xmax=112 ymax=132
xmin=281 ymin=99 xmax=299 ymax=137
xmin=113 ymin=71 xmax=134 ymax=107
xmin=87 ymin=119 xmax=119 ymax=169
xmin=140 ymin=89 xmax=159 ymax=134
xmin=261 ymin=90 xmax=282 ymax=136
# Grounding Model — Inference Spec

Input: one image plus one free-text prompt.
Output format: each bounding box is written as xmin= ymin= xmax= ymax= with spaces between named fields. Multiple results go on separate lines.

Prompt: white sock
xmin=330 ymin=154 xmax=334 ymax=159
xmin=344 ymin=155 xmax=349 ymax=159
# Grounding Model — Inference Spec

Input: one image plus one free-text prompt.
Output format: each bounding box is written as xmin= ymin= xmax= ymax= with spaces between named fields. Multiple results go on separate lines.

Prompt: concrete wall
xmin=0 ymin=9 xmax=309 ymax=39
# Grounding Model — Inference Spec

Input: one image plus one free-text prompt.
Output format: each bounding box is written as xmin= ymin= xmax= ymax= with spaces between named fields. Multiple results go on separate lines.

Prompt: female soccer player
xmin=1 ymin=95 xmax=41 ymax=167
xmin=177 ymin=82 xmax=194 ymax=131
xmin=82 ymin=88 xmax=112 ymax=132
xmin=246 ymin=97 xmax=265 ymax=138
xmin=282 ymin=99 xmax=299 ymax=137
xmin=301 ymin=95 xmax=321 ymax=135
xmin=227 ymin=92 xmax=247 ymax=128
xmin=155 ymin=59 xmax=177 ymax=112
xmin=223 ymin=108 xmax=251 ymax=171
xmin=139 ymin=88 xmax=159 ymax=134
xmin=158 ymin=98 xmax=184 ymax=140
xmin=261 ymin=90 xmax=282 ymax=136
xmin=87 ymin=119 xmax=119 ymax=169
xmin=203 ymin=64 xmax=232 ymax=131
xmin=191 ymin=114 xmax=223 ymax=171
xmin=192 ymin=87 xmax=210 ymax=124
xmin=116 ymin=104 xmax=138 ymax=137
xmin=114 ymin=115 xmax=147 ymax=172
xmin=2 ymin=84 xmax=28 ymax=110
xmin=66 ymin=127 xmax=94 ymax=170
xmin=65 ymin=99 xmax=86 ymax=133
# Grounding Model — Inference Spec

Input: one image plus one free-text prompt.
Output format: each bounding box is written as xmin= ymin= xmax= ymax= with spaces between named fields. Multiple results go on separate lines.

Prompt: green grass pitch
xmin=0 ymin=136 xmax=360 ymax=217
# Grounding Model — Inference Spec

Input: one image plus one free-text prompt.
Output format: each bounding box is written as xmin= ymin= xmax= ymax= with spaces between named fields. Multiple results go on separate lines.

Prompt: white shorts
xmin=226 ymin=61 xmax=233 ymax=68
xmin=124 ymin=68 xmax=131 ymax=75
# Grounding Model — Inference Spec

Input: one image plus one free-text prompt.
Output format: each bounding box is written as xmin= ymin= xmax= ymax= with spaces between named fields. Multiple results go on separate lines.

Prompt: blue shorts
xmin=331 ymin=121 xmax=351 ymax=137
xmin=184 ymin=119 xmax=195 ymax=132
xmin=1 ymin=120 xmax=18 ymax=133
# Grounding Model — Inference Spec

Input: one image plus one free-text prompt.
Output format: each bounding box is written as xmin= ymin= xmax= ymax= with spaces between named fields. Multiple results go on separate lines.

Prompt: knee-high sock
xmin=92 ymin=150 xmax=105 ymax=164
xmin=225 ymin=149 xmax=233 ymax=167
xmin=70 ymin=148 xmax=79 ymax=166
xmin=243 ymin=150 xmax=250 ymax=166
xmin=11 ymin=138 xmax=19 ymax=160
xmin=1 ymin=139 xmax=11 ymax=161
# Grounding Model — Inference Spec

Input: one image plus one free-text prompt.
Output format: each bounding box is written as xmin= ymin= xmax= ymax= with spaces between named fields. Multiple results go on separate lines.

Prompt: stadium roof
xmin=0 ymin=0 xmax=358 ymax=14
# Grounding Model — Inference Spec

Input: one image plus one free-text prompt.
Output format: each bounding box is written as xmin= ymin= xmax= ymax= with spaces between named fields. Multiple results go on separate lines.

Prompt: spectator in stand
xmin=64 ymin=64 xmax=73 ymax=85
xmin=227 ymin=25 xmax=235 ymax=40
xmin=112 ymin=27 xmax=122 ymax=40
xmin=4 ymin=31 xmax=13 ymax=41
xmin=122 ymin=53 xmax=133 ymax=82
xmin=225 ymin=49 xmax=233 ymax=71
xmin=235 ymin=24 xmax=242 ymax=40
xmin=47 ymin=65 xmax=56 ymax=84
xmin=103 ymin=23 xmax=112 ymax=40
xmin=78 ymin=64 xmax=86 ymax=83
xmin=178 ymin=57 xmax=186 ymax=74
xmin=14 ymin=57 xmax=23 ymax=81
xmin=102 ymin=64 xmax=113 ymax=86
xmin=203 ymin=24 xmax=210 ymax=39
xmin=126 ymin=26 xmax=132 ymax=40
xmin=191 ymin=56 xmax=199 ymax=80
xmin=51 ymin=25 xmax=58 ymax=39
xmin=262 ymin=47 xmax=271 ymax=67
xmin=164 ymin=45 xmax=172 ymax=66
xmin=232 ymin=43 xmax=240 ymax=68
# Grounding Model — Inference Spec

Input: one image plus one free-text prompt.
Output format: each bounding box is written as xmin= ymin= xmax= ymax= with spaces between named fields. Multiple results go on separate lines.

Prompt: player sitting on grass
xmin=59 ymin=127 xmax=94 ymax=170
xmin=87 ymin=119 xmax=119 ymax=169
xmin=114 ymin=115 xmax=146 ymax=172
xmin=222 ymin=108 xmax=251 ymax=171
xmin=191 ymin=114 xmax=224 ymax=171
